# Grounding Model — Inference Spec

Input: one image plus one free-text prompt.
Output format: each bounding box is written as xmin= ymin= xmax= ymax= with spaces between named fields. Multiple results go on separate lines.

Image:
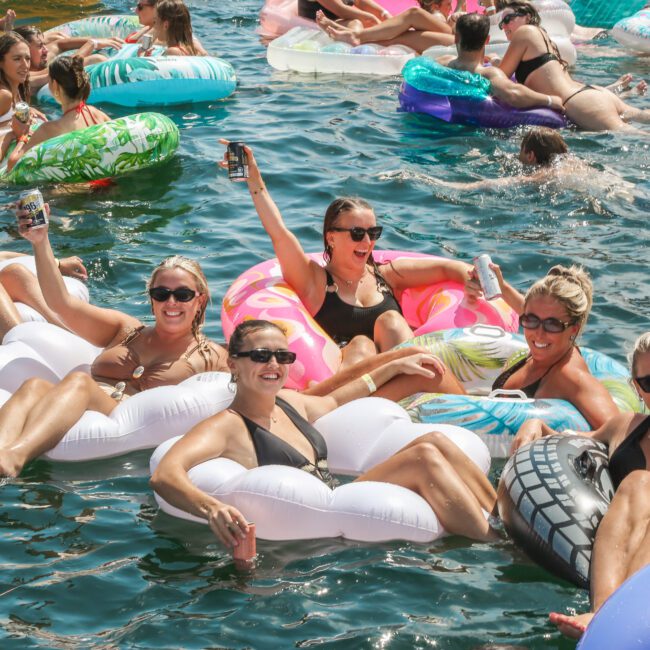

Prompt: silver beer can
xmin=14 ymin=101 xmax=30 ymax=123
xmin=140 ymin=33 xmax=153 ymax=52
xmin=473 ymin=253 xmax=502 ymax=301
xmin=227 ymin=141 xmax=249 ymax=181
xmin=18 ymin=189 xmax=48 ymax=229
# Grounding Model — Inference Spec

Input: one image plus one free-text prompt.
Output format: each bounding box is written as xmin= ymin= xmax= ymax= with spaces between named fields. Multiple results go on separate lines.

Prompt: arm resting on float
xmin=383 ymin=256 xmax=472 ymax=292
xmin=487 ymin=68 xmax=562 ymax=111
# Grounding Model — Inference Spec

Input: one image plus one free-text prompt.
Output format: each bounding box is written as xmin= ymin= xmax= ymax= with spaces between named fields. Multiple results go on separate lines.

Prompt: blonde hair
xmin=524 ymin=265 xmax=593 ymax=336
xmin=147 ymin=255 xmax=210 ymax=340
xmin=629 ymin=332 xmax=650 ymax=375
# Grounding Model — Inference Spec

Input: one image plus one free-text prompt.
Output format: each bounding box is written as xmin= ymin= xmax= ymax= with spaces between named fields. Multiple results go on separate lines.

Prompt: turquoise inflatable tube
xmin=398 ymin=327 xmax=642 ymax=458
xmin=45 ymin=14 xmax=140 ymax=39
xmin=0 ymin=112 xmax=179 ymax=185
xmin=37 ymin=56 xmax=237 ymax=108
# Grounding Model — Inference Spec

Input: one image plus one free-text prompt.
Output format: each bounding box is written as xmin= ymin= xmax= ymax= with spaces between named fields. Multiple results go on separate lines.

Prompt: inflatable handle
xmin=467 ymin=324 xmax=506 ymax=339
xmin=574 ymin=450 xmax=598 ymax=483
xmin=487 ymin=389 xmax=529 ymax=400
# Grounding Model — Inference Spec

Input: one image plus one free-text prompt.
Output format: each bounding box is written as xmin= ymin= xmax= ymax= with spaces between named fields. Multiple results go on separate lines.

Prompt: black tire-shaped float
xmin=498 ymin=434 xmax=613 ymax=588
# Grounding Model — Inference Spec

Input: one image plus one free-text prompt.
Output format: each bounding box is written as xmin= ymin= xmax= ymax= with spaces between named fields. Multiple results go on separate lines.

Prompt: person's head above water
xmin=13 ymin=26 xmax=48 ymax=71
xmin=48 ymin=55 xmax=91 ymax=103
xmin=520 ymin=127 xmax=568 ymax=165
xmin=322 ymin=197 xmax=379 ymax=264
xmin=455 ymin=13 xmax=491 ymax=53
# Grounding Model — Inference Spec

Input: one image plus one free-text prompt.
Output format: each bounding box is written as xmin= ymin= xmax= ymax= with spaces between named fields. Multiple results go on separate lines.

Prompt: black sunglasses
xmin=231 ymin=348 xmax=297 ymax=364
xmin=149 ymin=286 xmax=198 ymax=302
xmin=635 ymin=374 xmax=650 ymax=393
xmin=329 ymin=226 xmax=383 ymax=242
xmin=520 ymin=313 xmax=575 ymax=334
xmin=136 ymin=2 xmax=153 ymax=10
xmin=499 ymin=11 xmax=526 ymax=29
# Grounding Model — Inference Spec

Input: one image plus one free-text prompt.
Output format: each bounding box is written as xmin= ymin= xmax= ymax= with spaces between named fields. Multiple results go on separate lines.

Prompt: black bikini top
xmin=232 ymin=397 xmax=338 ymax=488
xmin=514 ymin=28 xmax=559 ymax=84
xmin=608 ymin=416 xmax=650 ymax=490
xmin=313 ymin=266 xmax=403 ymax=346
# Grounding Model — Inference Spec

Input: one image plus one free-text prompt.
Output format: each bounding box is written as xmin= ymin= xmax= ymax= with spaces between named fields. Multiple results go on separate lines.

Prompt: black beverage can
xmin=18 ymin=189 xmax=48 ymax=229
xmin=227 ymin=141 xmax=248 ymax=182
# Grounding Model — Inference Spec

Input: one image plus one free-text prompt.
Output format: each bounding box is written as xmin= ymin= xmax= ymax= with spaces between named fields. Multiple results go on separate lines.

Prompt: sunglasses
xmin=520 ymin=313 xmax=575 ymax=334
xmin=149 ymin=286 xmax=198 ymax=302
xmin=329 ymin=226 xmax=383 ymax=242
xmin=231 ymin=348 xmax=297 ymax=364
xmin=499 ymin=11 xmax=525 ymax=29
xmin=635 ymin=374 xmax=650 ymax=393
xmin=136 ymin=2 xmax=153 ymax=10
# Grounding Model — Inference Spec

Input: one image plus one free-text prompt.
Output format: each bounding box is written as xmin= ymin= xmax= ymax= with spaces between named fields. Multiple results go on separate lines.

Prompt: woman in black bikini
xmin=510 ymin=332 xmax=650 ymax=639
xmin=497 ymin=0 xmax=650 ymax=131
xmin=6 ymin=55 xmax=109 ymax=171
xmin=151 ymin=319 xmax=500 ymax=546
xmin=468 ymin=262 xmax=619 ymax=429
xmin=219 ymin=140 xmax=472 ymax=374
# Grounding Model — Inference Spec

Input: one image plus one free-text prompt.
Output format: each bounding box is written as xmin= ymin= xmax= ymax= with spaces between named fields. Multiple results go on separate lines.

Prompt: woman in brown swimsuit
xmin=497 ymin=0 xmax=650 ymax=131
xmin=510 ymin=333 xmax=650 ymax=639
xmin=0 ymin=208 xmax=227 ymax=478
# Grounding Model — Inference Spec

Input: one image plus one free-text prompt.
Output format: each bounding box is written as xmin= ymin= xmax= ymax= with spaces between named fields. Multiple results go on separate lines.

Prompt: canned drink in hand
xmin=139 ymin=33 xmax=153 ymax=53
xmin=473 ymin=254 xmax=502 ymax=300
xmin=232 ymin=522 xmax=256 ymax=563
xmin=14 ymin=102 xmax=30 ymax=123
xmin=18 ymin=189 xmax=48 ymax=229
xmin=227 ymin=141 xmax=249 ymax=182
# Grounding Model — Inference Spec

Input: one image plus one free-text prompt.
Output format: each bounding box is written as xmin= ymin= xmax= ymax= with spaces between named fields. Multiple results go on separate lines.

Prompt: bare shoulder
xmin=597 ymin=411 xmax=641 ymax=444
xmin=278 ymin=389 xmax=310 ymax=416
xmin=512 ymin=24 xmax=540 ymax=43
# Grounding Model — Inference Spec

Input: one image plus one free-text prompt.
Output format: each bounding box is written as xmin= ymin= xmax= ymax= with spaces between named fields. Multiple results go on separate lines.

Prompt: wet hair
xmin=455 ymin=13 xmax=491 ymax=52
xmin=497 ymin=0 xmax=567 ymax=69
xmin=524 ymin=265 xmax=593 ymax=336
xmin=228 ymin=320 xmax=286 ymax=357
xmin=49 ymin=55 xmax=90 ymax=102
xmin=155 ymin=0 xmax=198 ymax=55
xmin=521 ymin=127 xmax=568 ymax=165
xmin=0 ymin=32 xmax=31 ymax=102
xmin=322 ymin=197 xmax=374 ymax=263
xmin=147 ymin=255 xmax=210 ymax=344
xmin=630 ymin=332 xmax=650 ymax=376
xmin=13 ymin=26 xmax=43 ymax=44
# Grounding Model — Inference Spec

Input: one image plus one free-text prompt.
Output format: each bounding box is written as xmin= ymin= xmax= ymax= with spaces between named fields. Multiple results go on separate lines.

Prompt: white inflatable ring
xmin=0 ymin=322 xmax=235 ymax=460
xmin=150 ymin=397 xmax=491 ymax=542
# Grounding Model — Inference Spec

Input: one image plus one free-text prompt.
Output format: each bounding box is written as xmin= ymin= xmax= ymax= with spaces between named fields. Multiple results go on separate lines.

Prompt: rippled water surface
xmin=1 ymin=1 xmax=649 ymax=647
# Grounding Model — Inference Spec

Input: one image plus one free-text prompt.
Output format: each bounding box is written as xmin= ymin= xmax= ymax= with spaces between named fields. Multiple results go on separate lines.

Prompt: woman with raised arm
xmin=466 ymin=262 xmax=619 ymax=429
xmin=0 ymin=206 xmax=227 ymax=478
xmin=508 ymin=333 xmax=650 ymax=639
xmin=220 ymin=140 xmax=472 ymax=371
xmin=151 ymin=319 xmax=500 ymax=545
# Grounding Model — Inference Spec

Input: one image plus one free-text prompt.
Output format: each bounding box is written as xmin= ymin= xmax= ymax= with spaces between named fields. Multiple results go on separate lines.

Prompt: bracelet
xmin=361 ymin=373 xmax=377 ymax=395
xmin=18 ymin=135 xmax=29 ymax=144
xmin=485 ymin=5 xmax=496 ymax=14
xmin=546 ymin=95 xmax=552 ymax=107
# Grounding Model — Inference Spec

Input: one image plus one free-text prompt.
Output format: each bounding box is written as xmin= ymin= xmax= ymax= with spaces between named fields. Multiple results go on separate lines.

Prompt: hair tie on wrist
xmin=361 ymin=373 xmax=377 ymax=394
xmin=546 ymin=95 xmax=552 ymax=107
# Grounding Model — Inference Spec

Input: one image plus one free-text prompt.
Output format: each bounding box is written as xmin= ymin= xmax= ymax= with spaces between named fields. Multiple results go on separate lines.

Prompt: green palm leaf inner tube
xmin=1 ymin=112 xmax=180 ymax=185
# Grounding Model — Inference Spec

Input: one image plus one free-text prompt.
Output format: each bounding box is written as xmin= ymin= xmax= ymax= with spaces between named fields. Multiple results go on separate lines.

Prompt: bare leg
xmin=339 ymin=335 xmax=376 ymax=370
xmin=0 ymin=372 xmax=118 ymax=477
xmin=356 ymin=432 xmax=498 ymax=541
xmin=550 ymin=471 xmax=650 ymax=639
xmin=0 ymin=282 xmax=21 ymax=340
xmin=374 ymin=310 xmax=413 ymax=351
xmin=317 ymin=7 xmax=450 ymax=46
xmin=0 ymin=264 xmax=67 ymax=329
xmin=0 ymin=378 xmax=55 ymax=448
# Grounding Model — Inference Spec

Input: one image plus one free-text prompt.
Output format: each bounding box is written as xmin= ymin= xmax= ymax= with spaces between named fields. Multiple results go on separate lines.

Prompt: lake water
xmin=0 ymin=1 xmax=648 ymax=647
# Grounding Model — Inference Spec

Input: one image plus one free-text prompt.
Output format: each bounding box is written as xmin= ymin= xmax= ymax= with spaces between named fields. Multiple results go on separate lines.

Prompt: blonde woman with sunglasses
xmin=0 ymin=205 xmax=227 ymax=478
xmin=467 ymin=261 xmax=619 ymax=430
xmin=220 ymin=140 xmax=472 ymax=372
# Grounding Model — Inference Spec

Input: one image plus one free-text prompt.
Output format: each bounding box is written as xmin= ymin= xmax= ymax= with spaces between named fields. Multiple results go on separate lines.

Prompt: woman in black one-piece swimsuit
xmin=511 ymin=332 xmax=650 ymax=639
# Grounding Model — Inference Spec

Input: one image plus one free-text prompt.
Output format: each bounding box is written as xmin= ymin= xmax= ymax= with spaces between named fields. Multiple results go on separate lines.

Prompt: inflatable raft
xmin=612 ymin=9 xmax=650 ymax=54
xmin=45 ymin=14 xmax=140 ymax=40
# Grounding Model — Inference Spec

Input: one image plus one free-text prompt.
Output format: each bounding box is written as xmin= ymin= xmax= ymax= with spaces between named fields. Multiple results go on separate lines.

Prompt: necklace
xmin=331 ymin=266 xmax=367 ymax=287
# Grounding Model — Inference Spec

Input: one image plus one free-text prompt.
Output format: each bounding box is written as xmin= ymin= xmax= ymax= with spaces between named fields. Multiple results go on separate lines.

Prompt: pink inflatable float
xmin=221 ymin=251 xmax=518 ymax=390
xmin=259 ymin=0 xmax=483 ymax=39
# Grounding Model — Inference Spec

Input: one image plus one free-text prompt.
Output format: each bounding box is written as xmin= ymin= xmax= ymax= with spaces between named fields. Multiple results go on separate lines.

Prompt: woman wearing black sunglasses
xmin=152 ymin=319 xmax=500 ymax=545
xmin=506 ymin=333 xmax=650 ymax=640
xmin=220 ymin=141 xmax=471 ymax=375
xmin=495 ymin=0 xmax=650 ymax=131
xmin=0 ymin=208 xmax=227 ymax=478
xmin=468 ymin=262 xmax=619 ymax=429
